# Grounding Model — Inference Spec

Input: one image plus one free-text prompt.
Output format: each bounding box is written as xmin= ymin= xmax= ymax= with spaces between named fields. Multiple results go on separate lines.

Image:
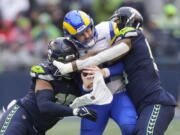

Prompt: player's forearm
xmin=80 ymin=50 xmax=101 ymax=59
xmin=74 ymin=41 xmax=130 ymax=70
xmin=107 ymin=61 xmax=124 ymax=77
xmin=36 ymin=89 xmax=74 ymax=117
xmin=53 ymin=39 xmax=131 ymax=74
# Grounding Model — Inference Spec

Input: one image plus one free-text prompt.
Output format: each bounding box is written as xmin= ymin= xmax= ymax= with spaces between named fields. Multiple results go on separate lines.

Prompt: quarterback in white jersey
xmin=78 ymin=21 xmax=117 ymax=53
xmin=77 ymin=21 xmax=125 ymax=94
xmin=61 ymin=10 xmax=137 ymax=135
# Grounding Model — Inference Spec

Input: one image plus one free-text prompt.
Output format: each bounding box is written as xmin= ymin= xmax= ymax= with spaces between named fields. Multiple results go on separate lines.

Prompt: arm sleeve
xmin=36 ymin=89 xmax=74 ymax=117
xmin=74 ymin=74 xmax=90 ymax=95
xmin=76 ymin=42 xmax=129 ymax=70
xmin=108 ymin=61 xmax=124 ymax=77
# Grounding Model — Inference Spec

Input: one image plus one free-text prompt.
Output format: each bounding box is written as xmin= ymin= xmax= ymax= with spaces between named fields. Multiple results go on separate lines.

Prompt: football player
xmin=0 ymin=37 xmax=97 ymax=135
xmin=61 ymin=10 xmax=137 ymax=135
xmin=53 ymin=7 xmax=177 ymax=135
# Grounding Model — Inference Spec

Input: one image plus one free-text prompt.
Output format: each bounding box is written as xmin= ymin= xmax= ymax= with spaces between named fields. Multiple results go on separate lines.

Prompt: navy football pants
xmin=134 ymin=104 xmax=175 ymax=135
xmin=0 ymin=104 xmax=43 ymax=135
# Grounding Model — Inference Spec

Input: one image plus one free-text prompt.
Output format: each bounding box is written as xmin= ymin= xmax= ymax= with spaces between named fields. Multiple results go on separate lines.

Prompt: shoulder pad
xmin=95 ymin=21 xmax=110 ymax=35
xmin=109 ymin=21 xmax=119 ymax=45
xmin=95 ymin=21 xmax=119 ymax=46
xmin=31 ymin=65 xmax=45 ymax=74
xmin=110 ymin=21 xmax=119 ymax=36
xmin=118 ymin=27 xmax=139 ymax=38
xmin=30 ymin=64 xmax=54 ymax=81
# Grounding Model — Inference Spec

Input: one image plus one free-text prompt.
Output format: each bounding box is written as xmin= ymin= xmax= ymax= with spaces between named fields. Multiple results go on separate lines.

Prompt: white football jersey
xmin=79 ymin=21 xmax=126 ymax=94
xmin=78 ymin=21 xmax=117 ymax=55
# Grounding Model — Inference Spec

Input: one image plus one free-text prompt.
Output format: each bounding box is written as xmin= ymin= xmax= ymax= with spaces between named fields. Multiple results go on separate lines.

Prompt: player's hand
xmin=81 ymin=71 xmax=94 ymax=91
xmin=83 ymin=66 xmax=109 ymax=78
xmin=53 ymin=60 xmax=73 ymax=75
xmin=73 ymin=106 xmax=97 ymax=122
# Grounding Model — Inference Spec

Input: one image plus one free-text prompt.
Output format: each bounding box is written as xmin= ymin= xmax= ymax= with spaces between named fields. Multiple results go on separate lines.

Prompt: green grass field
xmin=47 ymin=118 xmax=180 ymax=135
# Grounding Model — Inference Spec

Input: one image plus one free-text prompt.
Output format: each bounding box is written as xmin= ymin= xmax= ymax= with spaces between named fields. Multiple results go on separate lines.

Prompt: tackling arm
xmin=35 ymin=79 xmax=74 ymax=117
xmin=35 ymin=79 xmax=97 ymax=121
xmin=75 ymin=38 xmax=131 ymax=70
xmin=53 ymin=38 xmax=131 ymax=75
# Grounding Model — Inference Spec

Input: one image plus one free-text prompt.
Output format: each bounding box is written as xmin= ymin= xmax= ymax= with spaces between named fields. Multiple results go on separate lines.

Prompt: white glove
xmin=53 ymin=60 xmax=73 ymax=75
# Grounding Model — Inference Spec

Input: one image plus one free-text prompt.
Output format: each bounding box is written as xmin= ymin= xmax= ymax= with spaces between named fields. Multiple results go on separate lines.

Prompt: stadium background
xmin=0 ymin=0 xmax=180 ymax=134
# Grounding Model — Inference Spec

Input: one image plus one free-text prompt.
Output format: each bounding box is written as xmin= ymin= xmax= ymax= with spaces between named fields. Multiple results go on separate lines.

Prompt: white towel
xmin=70 ymin=72 xmax=113 ymax=108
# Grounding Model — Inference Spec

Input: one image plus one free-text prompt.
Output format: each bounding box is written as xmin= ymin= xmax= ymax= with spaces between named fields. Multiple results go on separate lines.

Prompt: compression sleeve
xmin=36 ymin=89 xmax=73 ymax=117
xmin=76 ymin=42 xmax=129 ymax=70
xmin=108 ymin=61 xmax=124 ymax=77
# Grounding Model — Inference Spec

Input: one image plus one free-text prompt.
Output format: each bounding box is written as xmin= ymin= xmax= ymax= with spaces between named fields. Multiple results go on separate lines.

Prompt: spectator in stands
xmin=30 ymin=13 xmax=62 ymax=61
xmin=153 ymin=4 xmax=180 ymax=58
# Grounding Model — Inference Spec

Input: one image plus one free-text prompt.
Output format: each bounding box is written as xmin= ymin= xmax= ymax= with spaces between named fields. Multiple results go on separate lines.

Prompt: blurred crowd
xmin=0 ymin=0 xmax=180 ymax=72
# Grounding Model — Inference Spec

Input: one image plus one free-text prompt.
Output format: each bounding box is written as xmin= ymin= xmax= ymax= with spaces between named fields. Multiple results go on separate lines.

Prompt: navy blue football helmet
xmin=48 ymin=37 xmax=79 ymax=63
xmin=110 ymin=7 xmax=143 ymax=30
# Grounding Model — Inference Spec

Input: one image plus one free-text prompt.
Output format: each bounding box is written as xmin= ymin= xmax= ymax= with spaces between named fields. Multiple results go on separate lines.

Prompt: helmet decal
xmin=63 ymin=21 xmax=77 ymax=35
xmin=63 ymin=10 xmax=92 ymax=37
xmin=63 ymin=10 xmax=96 ymax=49
xmin=79 ymin=11 xmax=91 ymax=27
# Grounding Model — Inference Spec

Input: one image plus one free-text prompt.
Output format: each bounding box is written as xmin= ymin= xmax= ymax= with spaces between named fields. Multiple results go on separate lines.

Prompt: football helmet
xmin=48 ymin=37 xmax=79 ymax=63
xmin=110 ymin=7 xmax=143 ymax=30
xmin=63 ymin=10 xmax=96 ymax=49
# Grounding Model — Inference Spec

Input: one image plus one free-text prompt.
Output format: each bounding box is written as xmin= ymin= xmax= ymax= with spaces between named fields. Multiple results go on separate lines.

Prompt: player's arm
xmin=53 ymin=38 xmax=131 ymax=74
xmin=30 ymin=63 xmax=97 ymax=121
xmin=35 ymin=79 xmax=96 ymax=121
xmin=83 ymin=60 xmax=124 ymax=79
xmin=74 ymin=38 xmax=131 ymax=70
xmin=80 ymin=60 xmax=124 ymax=92
xmin=104 ymin=61 xmax=124 ymax=77
xmin=35 ymin=79 xmax=72 ymax=117
xmin=80 ymin=50 xmax=100 ymax=59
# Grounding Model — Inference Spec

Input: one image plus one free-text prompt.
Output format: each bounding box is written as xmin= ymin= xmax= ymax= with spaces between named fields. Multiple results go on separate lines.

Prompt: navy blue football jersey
xmin=19 ymin=61 xmax=80 ymax=132
xmin=116 ymin=27 xmax=177 ymax=107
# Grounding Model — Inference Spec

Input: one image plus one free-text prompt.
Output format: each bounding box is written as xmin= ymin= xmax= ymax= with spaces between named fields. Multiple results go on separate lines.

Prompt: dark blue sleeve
xmin=36 ymin=89 xmax=74 ymax=117
xmin=74 ymin=73 xmax=89 ymax=95
xmin=108 ymin=61 xmax=124 ymax=77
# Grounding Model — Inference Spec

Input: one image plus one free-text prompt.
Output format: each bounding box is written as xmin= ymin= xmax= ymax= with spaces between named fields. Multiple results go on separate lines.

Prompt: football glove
xmin=73 ymin=106 xmax=97 ymax=122
xmin=53 ymin=60 xmax=73 ymax=75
